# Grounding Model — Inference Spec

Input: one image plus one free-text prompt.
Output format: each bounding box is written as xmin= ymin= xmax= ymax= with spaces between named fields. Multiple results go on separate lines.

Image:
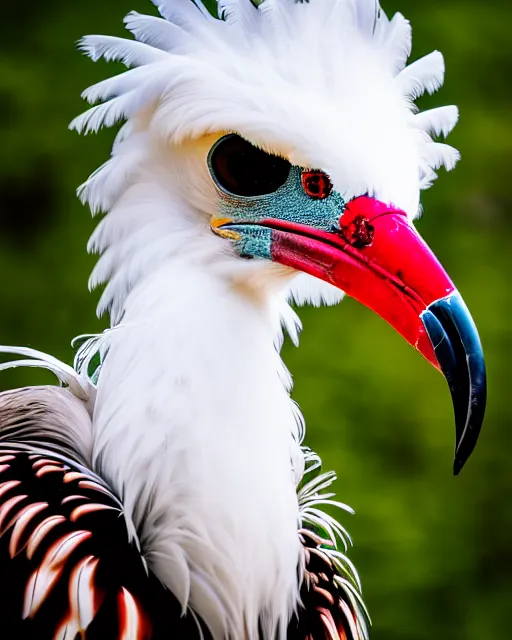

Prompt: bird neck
xmin=92 ymin=257 xmax=304 ymax=640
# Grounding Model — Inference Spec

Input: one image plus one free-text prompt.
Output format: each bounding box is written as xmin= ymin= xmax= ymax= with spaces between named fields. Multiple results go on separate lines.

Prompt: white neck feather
xmin=91 ymin=249 xmax=304 ymax=639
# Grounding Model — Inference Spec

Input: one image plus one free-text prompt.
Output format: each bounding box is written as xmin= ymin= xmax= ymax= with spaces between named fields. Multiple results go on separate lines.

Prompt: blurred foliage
xmin=0 ymin=1 xmax=510 ymax=639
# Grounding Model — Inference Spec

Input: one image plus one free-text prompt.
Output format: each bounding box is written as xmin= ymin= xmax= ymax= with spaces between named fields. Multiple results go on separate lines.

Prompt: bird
xmin=0 ymin=1 xmax=487 ymax=639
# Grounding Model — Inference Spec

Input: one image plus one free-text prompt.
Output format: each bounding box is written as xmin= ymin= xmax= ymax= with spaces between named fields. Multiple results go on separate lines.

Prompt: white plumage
xmin=0 ymin=2 xmax=461 ymax=639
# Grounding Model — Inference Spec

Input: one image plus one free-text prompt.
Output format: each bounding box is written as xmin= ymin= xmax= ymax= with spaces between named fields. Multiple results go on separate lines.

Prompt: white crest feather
xmin=414 ymin=105 xmax=459 ymax=139
xmin=123 ymin=11 xmax=195 ymax=52
xmin=379 ymin=12 xmax=412 ymax=74
xmin=396 ymin=50 xmax=445 ymax=98
xmin=422 ymin=141 xmax=460 ymax=172
xmin=78 ymin=35 xmax=168 ymax=66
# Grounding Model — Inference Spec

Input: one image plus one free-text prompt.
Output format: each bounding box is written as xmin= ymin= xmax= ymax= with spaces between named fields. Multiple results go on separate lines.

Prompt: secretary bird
xmin=0 ymin=0 xmax=486 ymax=638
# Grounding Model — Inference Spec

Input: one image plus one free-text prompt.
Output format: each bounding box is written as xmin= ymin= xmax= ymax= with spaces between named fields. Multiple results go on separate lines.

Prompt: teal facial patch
xmin=209 ymin=154 xmax=346 ymax=261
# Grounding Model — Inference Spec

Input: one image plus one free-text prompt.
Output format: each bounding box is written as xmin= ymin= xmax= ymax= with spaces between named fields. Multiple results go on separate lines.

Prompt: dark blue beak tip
xmin=453 ymin=445 xmax=472 ymax=476
xmin=423 ymin=292 xmax=487 ymax=475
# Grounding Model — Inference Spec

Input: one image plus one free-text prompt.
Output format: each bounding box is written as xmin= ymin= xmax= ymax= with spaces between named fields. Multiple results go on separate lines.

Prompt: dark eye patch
xmin=209 ymin=134 xmax=291 ymax=197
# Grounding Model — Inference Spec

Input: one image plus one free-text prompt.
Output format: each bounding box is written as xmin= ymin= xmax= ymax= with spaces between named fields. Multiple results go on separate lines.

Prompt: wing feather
xmin=0 ymin=387 xmax=208 ymax=639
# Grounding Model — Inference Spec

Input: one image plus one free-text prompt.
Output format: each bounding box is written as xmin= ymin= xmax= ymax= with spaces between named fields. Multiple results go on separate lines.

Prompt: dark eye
xmin=209 ymin=134 xmax=291 ymax=197
xmin=301 ymin=170 xmax=333 ymax=200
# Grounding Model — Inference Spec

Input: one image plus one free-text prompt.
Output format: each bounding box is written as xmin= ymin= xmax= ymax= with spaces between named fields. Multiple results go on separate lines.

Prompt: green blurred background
xmin=0 ymin=1 xmax=510 ymax=638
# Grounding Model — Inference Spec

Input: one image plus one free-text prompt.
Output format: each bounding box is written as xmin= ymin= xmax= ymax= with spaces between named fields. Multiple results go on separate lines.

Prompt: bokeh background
xmin=0 ymin=1 xmax=510 ymax=638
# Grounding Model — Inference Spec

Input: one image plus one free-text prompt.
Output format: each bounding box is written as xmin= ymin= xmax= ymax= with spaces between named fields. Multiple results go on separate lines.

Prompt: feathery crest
xmin=72 ymin=0 xmax=458 ymax=184
xmin=72 ymin=0 xmax=461 ymax=322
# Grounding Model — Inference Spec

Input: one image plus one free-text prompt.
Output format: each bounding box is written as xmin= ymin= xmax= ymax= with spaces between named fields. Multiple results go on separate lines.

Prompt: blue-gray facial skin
xmin=208 ymin=140 xmax=346 ymax=260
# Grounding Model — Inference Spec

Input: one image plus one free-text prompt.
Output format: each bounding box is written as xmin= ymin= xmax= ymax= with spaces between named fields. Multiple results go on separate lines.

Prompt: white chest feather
xmin=91 ymin=262 xmax=304 ymax=640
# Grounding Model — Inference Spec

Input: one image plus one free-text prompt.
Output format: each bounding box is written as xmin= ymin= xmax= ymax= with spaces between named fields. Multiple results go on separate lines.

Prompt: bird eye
xmin=301 ymin=170 xmax=333 ymax=200
xmin=209 ymin=134 xmax=291 ymax=197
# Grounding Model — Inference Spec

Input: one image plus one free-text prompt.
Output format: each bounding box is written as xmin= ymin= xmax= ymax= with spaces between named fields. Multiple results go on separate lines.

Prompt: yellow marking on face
xmin=210 ymin=217 xmax=241 ymax=241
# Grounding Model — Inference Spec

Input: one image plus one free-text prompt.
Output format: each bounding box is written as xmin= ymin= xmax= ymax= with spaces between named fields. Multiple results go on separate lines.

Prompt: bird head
xmin=72 ymin=0 xmax=486 ymax=473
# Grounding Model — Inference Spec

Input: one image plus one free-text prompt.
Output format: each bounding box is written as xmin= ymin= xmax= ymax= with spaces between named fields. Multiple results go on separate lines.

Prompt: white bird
xmin=0 ymin=1 xmax=486 ymax=639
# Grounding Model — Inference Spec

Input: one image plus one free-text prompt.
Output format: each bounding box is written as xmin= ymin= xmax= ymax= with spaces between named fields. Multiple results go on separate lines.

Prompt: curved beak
xmin=220 ymin=196 xmax=487 ymax=474
xmin=421 ymin=294 xmax=486 ymax=474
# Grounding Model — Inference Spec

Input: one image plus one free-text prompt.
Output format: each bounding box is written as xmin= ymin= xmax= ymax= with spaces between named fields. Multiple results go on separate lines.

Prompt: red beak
xmin=257 ymin=196 xmax=486 ymax=474
xmin=270 ymin=197 xmax=454 ymax=368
